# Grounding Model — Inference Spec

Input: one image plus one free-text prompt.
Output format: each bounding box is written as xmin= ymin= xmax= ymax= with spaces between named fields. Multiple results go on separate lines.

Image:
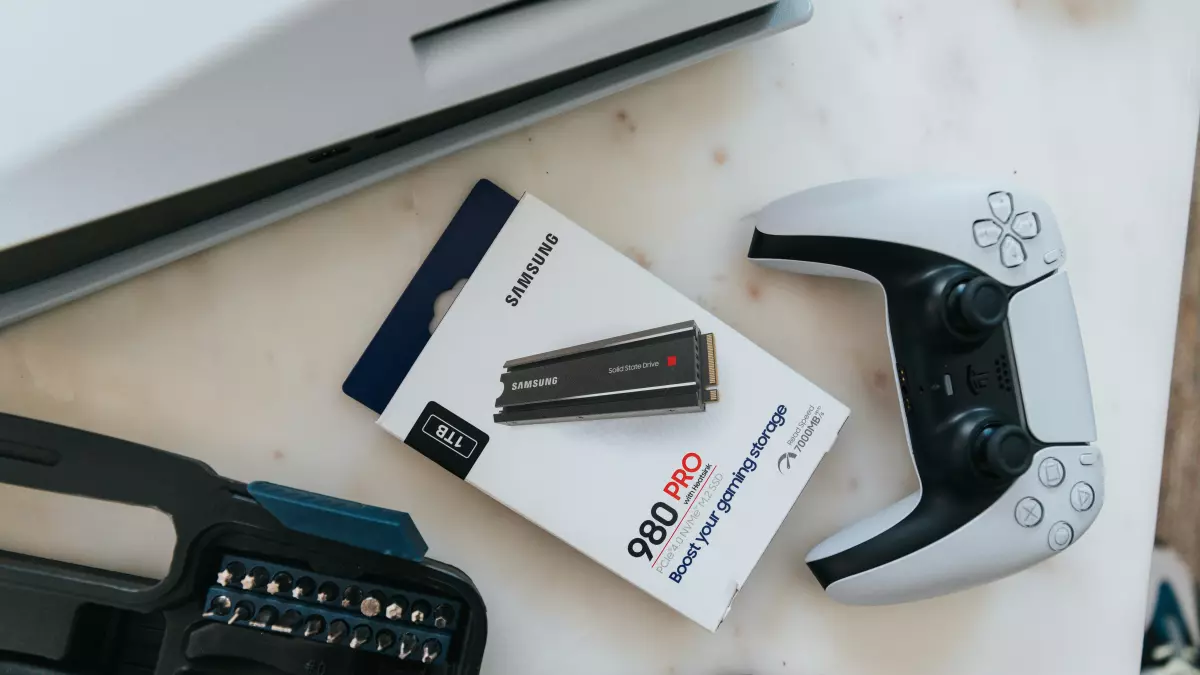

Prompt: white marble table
xmin=2 ymin=1 xmax=1199 ymax=673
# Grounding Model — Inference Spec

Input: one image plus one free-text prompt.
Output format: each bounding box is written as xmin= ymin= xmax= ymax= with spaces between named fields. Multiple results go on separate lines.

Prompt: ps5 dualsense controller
xmin=747 ymin=178 xmax=1103 ymax=605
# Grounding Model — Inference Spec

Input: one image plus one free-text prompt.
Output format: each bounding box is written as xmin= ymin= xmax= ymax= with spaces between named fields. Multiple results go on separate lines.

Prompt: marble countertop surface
xmin=2 ymin=1 xmax=1200 ymax=673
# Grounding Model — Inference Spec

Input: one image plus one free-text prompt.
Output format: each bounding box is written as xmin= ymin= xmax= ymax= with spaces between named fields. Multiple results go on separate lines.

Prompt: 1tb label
xmin=422 ymin=415 xmax=478 ymax=458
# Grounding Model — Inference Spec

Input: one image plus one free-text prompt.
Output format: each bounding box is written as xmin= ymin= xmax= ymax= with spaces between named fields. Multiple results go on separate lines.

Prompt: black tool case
xmin=0 ymin=413 xmax=487 ymax=674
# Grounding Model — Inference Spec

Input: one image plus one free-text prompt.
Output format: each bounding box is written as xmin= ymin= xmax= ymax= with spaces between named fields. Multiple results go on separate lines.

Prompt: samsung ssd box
xmin=345 ymin=180 xmax=849 ymax=631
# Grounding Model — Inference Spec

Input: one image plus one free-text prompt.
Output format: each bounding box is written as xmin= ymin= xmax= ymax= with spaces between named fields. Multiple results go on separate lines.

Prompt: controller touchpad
xmin=1007 ymin=272 xmax=1096 ymax=444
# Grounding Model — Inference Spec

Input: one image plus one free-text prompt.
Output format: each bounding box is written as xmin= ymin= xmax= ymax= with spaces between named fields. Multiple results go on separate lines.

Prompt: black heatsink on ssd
xmin=494 ymin=321 xmax=719 ymax=425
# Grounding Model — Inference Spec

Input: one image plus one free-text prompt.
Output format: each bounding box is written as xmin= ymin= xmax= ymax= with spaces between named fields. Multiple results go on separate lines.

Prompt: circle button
xmin=1048 ymin=521 xmax=1074 ymax=551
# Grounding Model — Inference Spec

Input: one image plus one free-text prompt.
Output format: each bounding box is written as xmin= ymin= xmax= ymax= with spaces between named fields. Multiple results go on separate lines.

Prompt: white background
xmin=0 ymin=1 xmax=1198 ymax=673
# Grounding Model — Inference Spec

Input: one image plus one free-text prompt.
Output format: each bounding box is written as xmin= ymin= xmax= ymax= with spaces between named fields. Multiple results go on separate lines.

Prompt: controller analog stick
xmin=973 ymin=424 xmax=1034 ymax=479
xmin=946 ymin=276 xmax=1008 ymax=335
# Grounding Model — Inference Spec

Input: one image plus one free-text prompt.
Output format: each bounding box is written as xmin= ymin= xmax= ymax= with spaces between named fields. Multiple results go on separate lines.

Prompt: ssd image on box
xmin=494 ymin=321 xmax=719 ymax=425
xmin=345 ymin=180 xmax=849 ymax=631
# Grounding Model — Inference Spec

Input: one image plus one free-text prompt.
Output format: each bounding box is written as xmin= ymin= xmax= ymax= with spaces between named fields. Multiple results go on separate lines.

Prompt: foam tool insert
xmin=0 ymin=412 xmax=488 ymax=674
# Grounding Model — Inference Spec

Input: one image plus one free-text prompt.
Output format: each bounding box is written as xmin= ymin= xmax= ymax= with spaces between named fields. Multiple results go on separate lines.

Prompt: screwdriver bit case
xmin=0 ymin=412 xmax=488 ymax=675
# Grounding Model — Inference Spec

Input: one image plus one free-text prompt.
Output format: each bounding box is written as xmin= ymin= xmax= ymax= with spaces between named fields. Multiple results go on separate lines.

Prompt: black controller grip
xmin=749 ymin=233 xmax=1039 ymax=586
xmin=0 ymin=413 xmax=277 ymax=607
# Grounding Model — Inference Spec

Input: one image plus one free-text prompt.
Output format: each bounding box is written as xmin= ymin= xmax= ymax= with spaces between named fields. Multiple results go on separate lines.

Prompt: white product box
xmin=348 ymin=182 xmax=849 ymax=630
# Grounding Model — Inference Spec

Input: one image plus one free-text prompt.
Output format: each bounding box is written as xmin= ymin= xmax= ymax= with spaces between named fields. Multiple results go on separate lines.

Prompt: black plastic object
xmin=0 ymin=412 xmax=488 ymax=674
xmin=972 ymin=424 xmax=1034 ymax=479
xmin=944 ymin=275 xmax=1008 ymax=336
xmin=746 ymin=234 xmax=1036 ymax=588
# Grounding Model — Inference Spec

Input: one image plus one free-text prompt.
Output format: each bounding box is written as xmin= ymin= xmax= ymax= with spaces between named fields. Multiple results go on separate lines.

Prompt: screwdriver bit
xmin=421 ymin=638 xmax=442 ymax=664
xmin=266 ymin=572 xmax=293 ymax=596
xmin=349 ymin=625 xmax=373 ymax=649
xmin=202 ymin=595 xmax=232 ymax=618
xmin=316 ymin=581 xmax=339 ymax=604
xmin=303 ymin=615 xmax=326 ymax=638
xmin=360 ymin=591 xmax=386 ymax=618
xmin=228 ymin=601 xmax=254 ymax=625
xmin=385 ymin=598 xmax=407 ymax=621
xmin=216 ymin=561 xmax=245 ymax=588
xmin=410 ymin=599 xmax=431 ymax=624
xmin=326 ymin=620 xmax=349 ymax=645
xmin=398 ymin=632 xmax=419 ymax=660
xmin=273 ymin=609 xmax=303 ymax=634
xmin=340 ymin=585 xmax=364 ymax=610
xmin=292 ymin=576 xmax=315 ymax=600
xmin=249 ymin=605 xmax=278 ymax=629
xmin=241 ymin=566 xmax=269 ymax=591
xmin=433 ymin=603 xmax=455 ymax=629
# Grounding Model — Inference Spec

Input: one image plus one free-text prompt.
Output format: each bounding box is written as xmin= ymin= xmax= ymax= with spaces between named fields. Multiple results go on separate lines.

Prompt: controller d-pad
xmin=972 ymin=194 xmax=1046 ymax=269
xmin=1012 ymin=212 xmax=1041 ymax=239
xmin=1000 ymin=235 xmax=1026 ymax=268
xmin=988 ymin=192 xmax=1014 ymax=223
xmin=973 ymin=220 xmax=1003 ymax=247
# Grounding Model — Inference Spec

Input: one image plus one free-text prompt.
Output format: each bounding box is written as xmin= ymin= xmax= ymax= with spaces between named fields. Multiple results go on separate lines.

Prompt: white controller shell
xmin=748 ymin=178 xmax=1102 ymax=605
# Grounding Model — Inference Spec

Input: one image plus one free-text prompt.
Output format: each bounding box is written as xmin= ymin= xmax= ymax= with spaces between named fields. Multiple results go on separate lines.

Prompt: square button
xmin=1038 ymin=457 xmax=1064 ymax=487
